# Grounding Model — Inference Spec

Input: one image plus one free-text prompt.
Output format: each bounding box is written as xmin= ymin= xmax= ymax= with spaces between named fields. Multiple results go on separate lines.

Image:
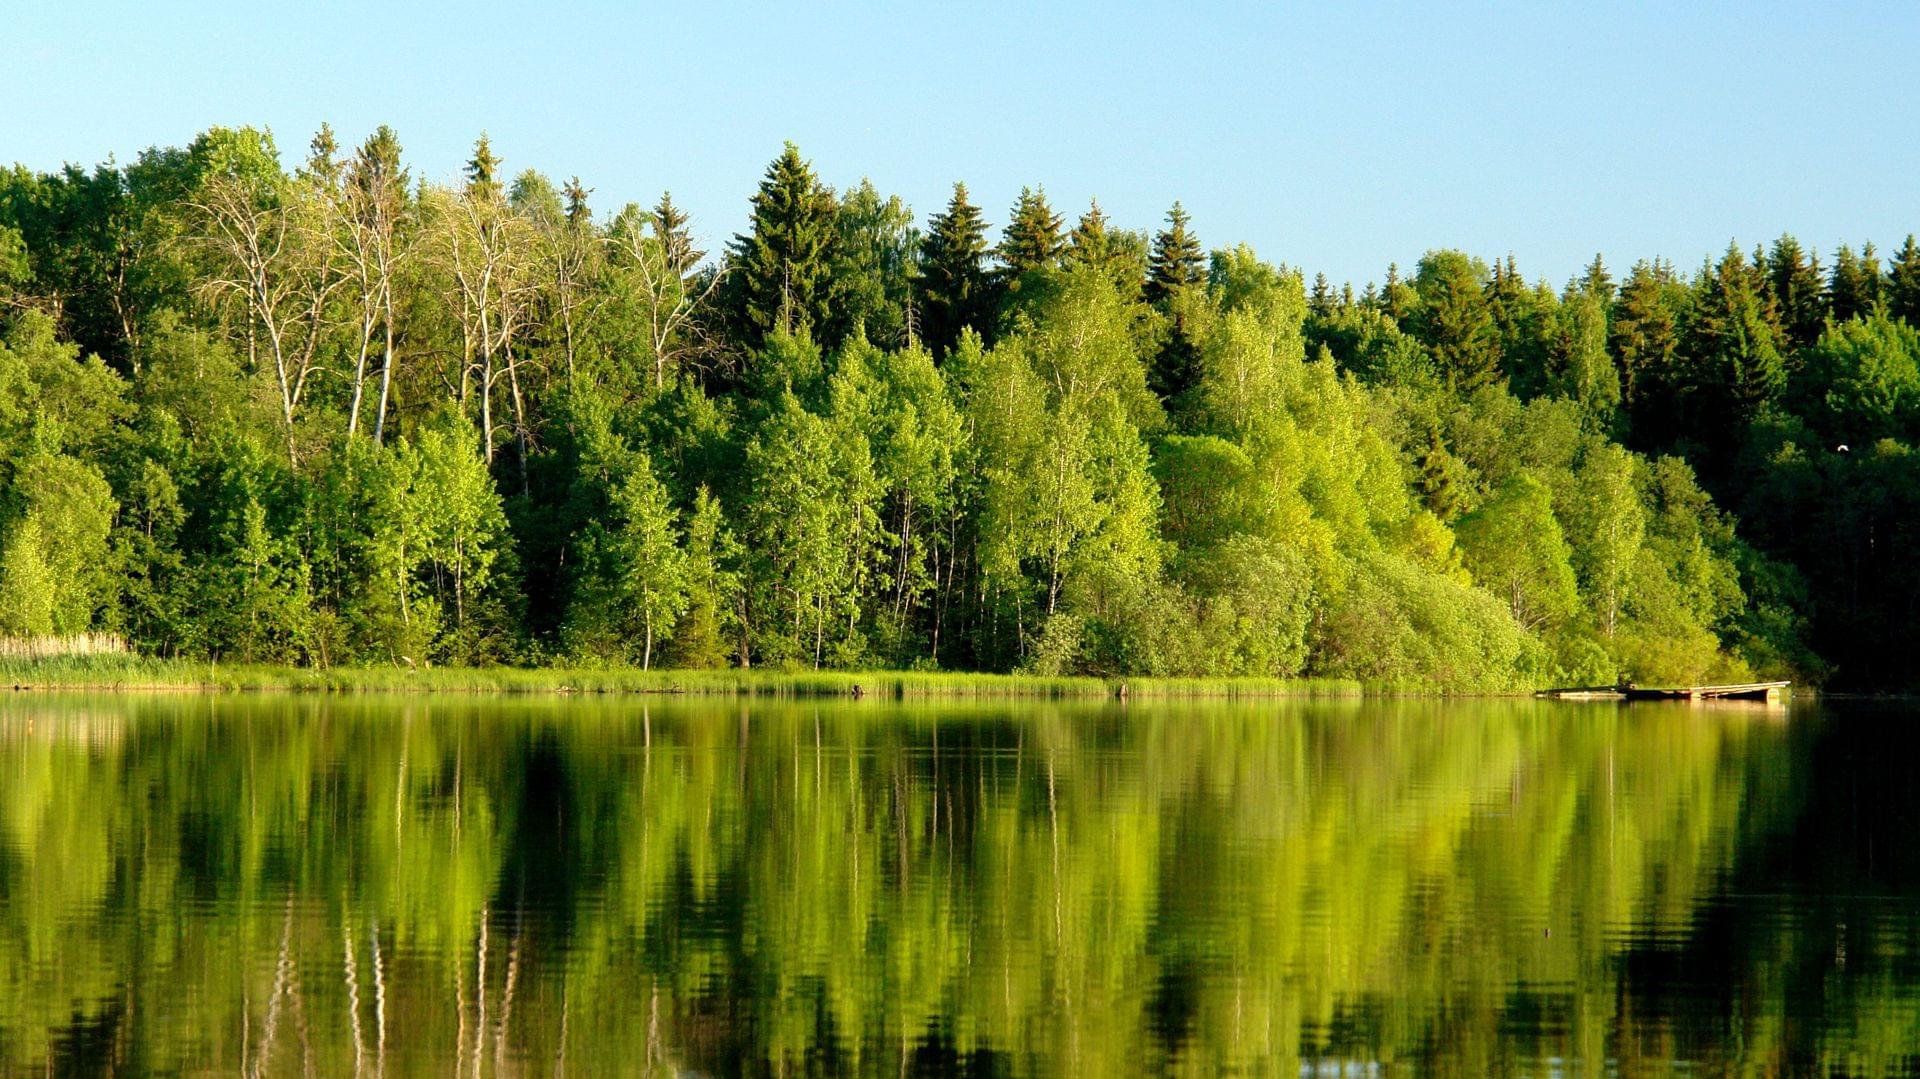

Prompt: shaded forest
xmin=1 ymin=127 xmax=1914 ymax=687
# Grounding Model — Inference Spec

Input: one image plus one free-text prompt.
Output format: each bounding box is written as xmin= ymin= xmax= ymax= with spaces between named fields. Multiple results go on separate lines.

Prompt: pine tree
xmin=1689 ymin=243 xmax=1785 ymax=423
xmin=562 ymin=177 xmax=593 ymax=228
xmin=1487 ymin=254 xmax=1543 ymax=390
xmin=1062 ymin=199 xmax=1127 ymax=287
xmin=1144 ymin=201 xmax=1205 ymax=305
xmin=919 ymin=183 xmax=992 ymax=356
xmin=999 ymin=186 xmax=1063 ymax=280
xmin=725 ymin=143 xmax=840 ymax=348
xmin=1766 ymin=234 xmax=1827 ymax=352
xmin=465 ymin=133 xmax=502 ymax=198
xmin=1579 ymin=253 xmax=1615 ymax=305
xmin=1830 ymin=243 xmax=1884 ymax=322
xmin=1890 ymin=234 xmax=1920 ymax=327
xmin=654 ymin=191 xmax=701 ymax=270
xmin=1610 ymin=259 xmax=1682 ymax=418
xmin=1308 ymin=273 xmax=1336 ymax=319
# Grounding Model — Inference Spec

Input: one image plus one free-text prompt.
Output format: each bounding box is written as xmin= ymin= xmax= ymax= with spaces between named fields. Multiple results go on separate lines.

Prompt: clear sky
xmin=6 ymin=2 xmax=1917 ymax=288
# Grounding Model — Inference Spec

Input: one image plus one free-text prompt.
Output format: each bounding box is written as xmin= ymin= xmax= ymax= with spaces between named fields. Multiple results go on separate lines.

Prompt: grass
xmin=0 ymin=654 xmax=1385 ymax=699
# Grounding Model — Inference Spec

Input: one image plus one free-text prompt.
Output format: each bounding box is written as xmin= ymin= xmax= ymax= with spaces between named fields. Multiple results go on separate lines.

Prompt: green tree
xmin=1410 ymin=251 xmax=1501 ymax=392
xmin=918 ymin=183 xmax=992 ymax=355
xmin=1144 ymin=202 xmax=1204 ymax=305
xmin=998 ymin=186 xmax=1063 ymax=283
xmin=1455 ymin=474 xmax=1579 ymax=634
xmin=1829 ymin=242 xmax=1883 ymax=322
xmin=726 ymin=143 xmax=840 ymax=349
xmin=1887 ymin=234 xmax=1920 ymax=327
xmin=1766 ymin=234 xmax=1827 ymax=352
xmin=0 ymin=515 xmax=55 ymax=636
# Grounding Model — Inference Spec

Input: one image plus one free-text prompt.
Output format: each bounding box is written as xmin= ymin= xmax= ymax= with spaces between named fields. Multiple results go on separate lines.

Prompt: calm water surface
xmin=0 ymin=694 xmax=1915 ymax=1075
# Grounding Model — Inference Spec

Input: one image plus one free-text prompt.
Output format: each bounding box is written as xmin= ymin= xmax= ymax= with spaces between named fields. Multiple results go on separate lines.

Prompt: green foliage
xmin=918 ymin=183 xmax=993 ymax=355
xmin=726 ymin=143 xmax=840 ymax=349
xmin=4 ymin=126 xmax=1909 ymax=687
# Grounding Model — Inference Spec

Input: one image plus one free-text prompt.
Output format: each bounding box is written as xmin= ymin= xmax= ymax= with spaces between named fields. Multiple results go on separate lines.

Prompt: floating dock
xmin=1535 ymin=681 xmax=1790 ymax=702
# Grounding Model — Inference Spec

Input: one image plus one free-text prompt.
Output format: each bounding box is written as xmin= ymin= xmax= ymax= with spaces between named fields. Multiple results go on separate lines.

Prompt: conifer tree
xmin=1830 ymin=242 xmax=1884 ymax=322
xmin=1064 ymin=198 xmax=1144 ymax=293
xmin=1766 ymin=234 xmax=1827 ymax=351
xmin=999 ymin=186 xmax=1063 ymax=280
xmin=1579 ymin=253 xmax=1615 ymax=305
xmin=1144 ymin=201 xmax=1205 ymax=305
xmin=562 ymin=177 xmax=592 ymax=228
xmin=1308 ymin=273 xmax=1336 ymax=319
xmin=464 ymin=133 xmax=502 ymax=198
xmin=1610 ymin=259 xmax=1683 ymax=418
xmin=919 ymin=182 xmax=992 ymax=355
xmin=1688 ymin=243 xmax=1785 ymax=424
xmin=725 ymin=143 xmax=839 ymax=348
xmin=653 ymin=191 xmax=701 ymax=270
xmin=1890 ymin=234 xmax=1920 ymax=327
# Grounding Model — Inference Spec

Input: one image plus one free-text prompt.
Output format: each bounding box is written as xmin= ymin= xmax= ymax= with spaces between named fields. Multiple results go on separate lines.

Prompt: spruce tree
xmin=725 ymin=143 xmax=840 ymax=348
xmin=1308 ymin=273 xmax=1336 ymax=319
xmin=999 ymin=186 xmax=1063 ymax=280
xmin=919 ymin=182 xmax=992 ymax=355
xmin=1061 ymin=199 xmax=1135 ymax=290
xmin=1890 ymin=234 xmax=1920 ymax=327
xmin=465 ymin=133 xmax=502 ymax=198
xmin=654 ymin=191 xmax=701 ymax=270
xmin=562 ymin=177 xmax=592 ymax=228
xmin=1830 ymin=243 xmax=1884 ymax=322
xmin=1144 ymin=201 xmax=1205 ymax=305
xmin=1579 ymin=253 xmax=1615 ymax=305
xmin=1766 ymin=234 xmax=1827 ymax=352
xmin=1688 ymin=243 xmax=1785 ymax=424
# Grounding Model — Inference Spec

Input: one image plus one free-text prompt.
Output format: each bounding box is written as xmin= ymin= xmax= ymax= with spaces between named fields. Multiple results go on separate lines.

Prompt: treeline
xmin=0 ymin=126 xmax=1913 ymax=685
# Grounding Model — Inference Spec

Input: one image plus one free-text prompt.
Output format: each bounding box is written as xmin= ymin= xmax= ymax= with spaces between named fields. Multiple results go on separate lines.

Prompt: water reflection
xmin=0 ymin=694 xmax=1912 ymax=1074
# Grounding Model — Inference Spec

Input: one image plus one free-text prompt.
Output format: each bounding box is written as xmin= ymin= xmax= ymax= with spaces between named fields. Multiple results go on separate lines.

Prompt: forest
xmin=1 ymin=126 xmax=1915 ymax=689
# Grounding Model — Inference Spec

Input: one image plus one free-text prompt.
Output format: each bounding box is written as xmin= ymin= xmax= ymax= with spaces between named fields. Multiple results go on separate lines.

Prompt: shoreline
xmin=0 ymin=657 xmax=1457 ymax=699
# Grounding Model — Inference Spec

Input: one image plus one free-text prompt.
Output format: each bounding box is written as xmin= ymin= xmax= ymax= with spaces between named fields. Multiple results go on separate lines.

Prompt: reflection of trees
xmin=0 ymin=695 xmax=1904 ymax=1073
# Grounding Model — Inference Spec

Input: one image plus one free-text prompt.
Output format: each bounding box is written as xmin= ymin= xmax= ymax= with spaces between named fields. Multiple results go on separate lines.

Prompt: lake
xmin=0 ymin=693 xmax=1914 ymax=1074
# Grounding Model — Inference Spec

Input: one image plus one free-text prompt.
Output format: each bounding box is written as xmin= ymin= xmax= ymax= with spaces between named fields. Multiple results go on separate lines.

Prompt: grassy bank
xmin=0 ymin=655 xmax=1390 ymax=699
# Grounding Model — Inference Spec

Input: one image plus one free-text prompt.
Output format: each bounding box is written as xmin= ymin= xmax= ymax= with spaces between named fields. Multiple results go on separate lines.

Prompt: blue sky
xmin=6 ymin=2 xmax=1916 ymax=288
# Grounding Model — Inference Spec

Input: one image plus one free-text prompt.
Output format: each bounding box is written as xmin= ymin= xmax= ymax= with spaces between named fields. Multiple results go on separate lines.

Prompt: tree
xmin=918 ymin=183 xmax=992 ymax=355
xmin=607 ymin=196 xmax=725 ymax=389
xmin=1610 ymin=259 xmax=1685 ymax=421
xmin=1829 ymin=242 xmax=1883 ymax=322
xmin=998 ymin=186 xmax=1063 ymax=282
xmin=726 ymin=143 xmax=839 ymax=349
xmin=1144 ymin=202 xmax=1204 ymax=305
xmin=1064 ymin=199 xmax=1145 ymax=295
xmin=0 ymin=514 xmax=55 ymax=636
xmin=1766 ymin=234 xmax=1827 ymax=353
xmin=1410 ymin=251 xmax=1501 ymax=392
xmin=1686 ymin=243 xmax=1786 ymax=425
xmin=1795 ymin=312 xmax=1920 ymax=444
xmin=831 ymin=179 xmax=918 ymax=347
xmin=1888 ymin=234 xmax=1920 ymax=328
xmin=338 ymin=125 xmax=411 ymax=440
xmin=1455 ymin=473 xmax=1579 ymax=634
xmin=604 ymin=453 xmax=690 ymax=669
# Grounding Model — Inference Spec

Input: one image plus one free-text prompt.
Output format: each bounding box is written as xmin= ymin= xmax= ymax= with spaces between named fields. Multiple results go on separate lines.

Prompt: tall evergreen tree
xmin=1144 ymin=201 xmax=1205 ymax=305
xmin=1578 ymin=253 xmax=1615 ymax=305
xmin=1766 ymin=234 xmax=1827 ymax=352
xmin=1610 ymin=259 xmax=1683 ymax=421
xmin=1064 ymin=199 xmax=1144 ymax=293
xmin=999 ymin=186 xmax=1063 ymax=281
xmin=725 ymin=143 xmax=839 ymax=349
xmin=464 ymin=133 xmax=501 ymax=198
xmin=1411 ymin=251 xmax=1501 ymax=392
xmin=1687 ymin=243 xmax=1786 ymax=425
xmin=653 ymin=191 xmax=701 ymax=269
xmin=1830 ymin=242 xmax=1884 ymax=322
xmin=918 ymin=182 xmax=992 ymax=355
xmin=1886 ymin=234 xmax=1920 ymax=327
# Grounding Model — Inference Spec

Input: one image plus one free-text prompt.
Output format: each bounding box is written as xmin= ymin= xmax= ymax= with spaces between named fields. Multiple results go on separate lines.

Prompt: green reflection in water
xmin=0 ymin=695 xmax=1911 ymax=1075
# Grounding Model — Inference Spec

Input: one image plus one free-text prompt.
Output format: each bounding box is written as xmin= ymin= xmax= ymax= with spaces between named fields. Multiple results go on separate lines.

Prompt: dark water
xmin=0 ymin=694 xmax=1915 ymax=1075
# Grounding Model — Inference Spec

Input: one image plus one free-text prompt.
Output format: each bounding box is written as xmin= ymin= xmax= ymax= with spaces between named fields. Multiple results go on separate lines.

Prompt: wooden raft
xmin=1535 ymin=681 xmax=1791 ymax=702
